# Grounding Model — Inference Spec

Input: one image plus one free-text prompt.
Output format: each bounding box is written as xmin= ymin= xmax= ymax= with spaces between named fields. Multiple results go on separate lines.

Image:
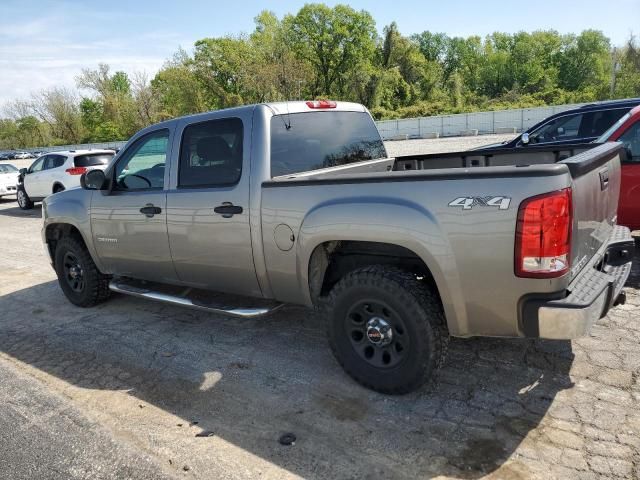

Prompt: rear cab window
xmin=270 ymin=111 xmax=386 ymax=177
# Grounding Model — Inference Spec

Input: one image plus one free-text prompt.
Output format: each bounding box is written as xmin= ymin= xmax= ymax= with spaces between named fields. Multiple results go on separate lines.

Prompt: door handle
xmin=214 ymin=202 xmax=243 ymax=218
xmin=140 ymin=204 xmax=162 ymax=217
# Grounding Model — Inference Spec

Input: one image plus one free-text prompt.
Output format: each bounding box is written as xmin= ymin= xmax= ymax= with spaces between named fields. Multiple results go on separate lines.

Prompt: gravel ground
xmin=384 ymin=134 xmax=516 ymax=158
xmin=0 ymin=135 xmax=638 ymax=479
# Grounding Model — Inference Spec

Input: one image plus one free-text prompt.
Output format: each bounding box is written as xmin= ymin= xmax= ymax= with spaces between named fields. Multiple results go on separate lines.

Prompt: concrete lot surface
xmin=0 ymin=135 xmax=638 ymax=479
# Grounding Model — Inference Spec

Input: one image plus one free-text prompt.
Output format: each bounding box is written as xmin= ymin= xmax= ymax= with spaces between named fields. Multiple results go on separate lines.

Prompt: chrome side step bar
xmin=109 ymin=279 xmax=282 ymax=318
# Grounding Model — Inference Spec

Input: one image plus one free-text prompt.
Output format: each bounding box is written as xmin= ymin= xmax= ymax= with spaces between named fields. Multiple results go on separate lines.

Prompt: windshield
xmin=270 ymin=111 xmax=386 ymax=177
xmin=596 ymin=112 xmax=632 ymax=142
xmin=0 ymin=164 xmax=17 ymax=173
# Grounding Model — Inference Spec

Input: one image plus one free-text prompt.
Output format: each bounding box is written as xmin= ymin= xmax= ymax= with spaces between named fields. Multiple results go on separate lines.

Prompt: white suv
xmin=17 ymin=150 xmax=115 ymax=210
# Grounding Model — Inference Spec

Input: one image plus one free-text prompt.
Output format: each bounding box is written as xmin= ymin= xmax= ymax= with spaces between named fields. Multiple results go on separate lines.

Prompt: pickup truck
xmin=42 ymin=101 xmax=634 ymax=394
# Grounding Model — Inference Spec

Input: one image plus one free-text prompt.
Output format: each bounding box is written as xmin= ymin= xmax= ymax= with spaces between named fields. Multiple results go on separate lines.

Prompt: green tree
xmin=285 ymin=4 xmax=377 ymax=97
xmin=558 ymin=30 xmax=611 ymax=96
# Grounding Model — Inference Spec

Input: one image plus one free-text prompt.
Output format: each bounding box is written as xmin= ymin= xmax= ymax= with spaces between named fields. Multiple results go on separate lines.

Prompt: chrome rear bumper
xmin=522 ymin=225 xmax=634 ymax=339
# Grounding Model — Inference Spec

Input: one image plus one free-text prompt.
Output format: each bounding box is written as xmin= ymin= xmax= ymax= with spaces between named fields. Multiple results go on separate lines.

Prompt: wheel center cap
xmin=366 ymin=317 xmax=393 ymax=346
xmin=69 ymin=266 xmax=81 ymax=279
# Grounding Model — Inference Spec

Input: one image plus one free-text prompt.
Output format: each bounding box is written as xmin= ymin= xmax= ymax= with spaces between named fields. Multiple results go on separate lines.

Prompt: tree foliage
xmin=1 ymin=3 xmax=639 ymax=149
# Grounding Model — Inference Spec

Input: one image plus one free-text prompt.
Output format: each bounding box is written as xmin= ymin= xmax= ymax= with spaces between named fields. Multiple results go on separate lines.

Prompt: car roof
xmin=575 ymin=97 xmax=640 ymax=111
xmin=45 ymin=149 xmax=115 ymax=157
xmin=524 ymin=98 xmax=640 ymax=135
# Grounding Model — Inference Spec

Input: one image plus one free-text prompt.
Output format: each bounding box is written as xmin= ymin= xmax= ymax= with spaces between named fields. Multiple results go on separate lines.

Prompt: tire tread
xmin=325 ymin=265 xmax=449 ymax=394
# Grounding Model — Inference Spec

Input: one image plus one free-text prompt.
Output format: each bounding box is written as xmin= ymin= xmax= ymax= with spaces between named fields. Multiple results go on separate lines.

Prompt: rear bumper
xmin=521 ymin=225 xmax=634 ymax=339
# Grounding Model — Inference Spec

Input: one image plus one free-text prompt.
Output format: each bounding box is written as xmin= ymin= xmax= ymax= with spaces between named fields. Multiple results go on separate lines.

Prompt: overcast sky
xmin=1 ymin=0 xmax=639 ymax=108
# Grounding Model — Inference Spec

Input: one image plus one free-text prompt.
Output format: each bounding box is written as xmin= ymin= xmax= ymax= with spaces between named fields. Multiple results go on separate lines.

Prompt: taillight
xmin=65 ymin=167 xmax=87 ymax=175
xmin=515 ymin=188 xmax=572 ymax=278
xmin=306 ymin=100 xmax=337 ymax=109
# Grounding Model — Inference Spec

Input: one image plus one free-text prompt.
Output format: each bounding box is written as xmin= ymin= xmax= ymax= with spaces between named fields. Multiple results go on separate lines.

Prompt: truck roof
xmin=169 ymin=100 xmax=368 ymax=124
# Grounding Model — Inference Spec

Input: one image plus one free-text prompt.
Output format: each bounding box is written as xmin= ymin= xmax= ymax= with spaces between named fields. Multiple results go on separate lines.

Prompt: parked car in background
xmin=17 ymin=150 xmax=115 ymax=209
xmin=596 ymin=105 xmax=640 ymax=230
xmin=0 ymin=163 xmax=19 ymax=199
xmin=41 ymin=101 xmax=632 ymax=394
xmin=479 ymin=98 xmax=640 ymax=149
xmin=0 ymin=153 xmax=11 ymax=161
xmin=13 ymin=151 xmax=34 ymax=159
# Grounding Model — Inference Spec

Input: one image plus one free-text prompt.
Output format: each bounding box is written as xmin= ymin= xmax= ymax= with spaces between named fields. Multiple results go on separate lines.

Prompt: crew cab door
xmin=166 ymin=115 xmax=261 ymax=297
xmin=90 ymin=128 xmax=177 ymax=282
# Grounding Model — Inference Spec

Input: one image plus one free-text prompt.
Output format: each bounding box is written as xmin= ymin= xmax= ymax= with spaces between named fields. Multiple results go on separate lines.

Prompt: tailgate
xmin=560 ymin=142 xmax=623 ymax=278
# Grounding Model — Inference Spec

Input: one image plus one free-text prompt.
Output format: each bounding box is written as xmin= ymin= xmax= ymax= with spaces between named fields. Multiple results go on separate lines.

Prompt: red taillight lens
xmin=306 ymin=100 xmax=337 ymax=109
xmin=515 ymin=188 xmax=572 ymax=278
xmin=65 ymin=167 xmax=87 ymax=175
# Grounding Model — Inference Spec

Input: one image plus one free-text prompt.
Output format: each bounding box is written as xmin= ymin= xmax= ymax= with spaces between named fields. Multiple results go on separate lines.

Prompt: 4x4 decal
xmin=448 ymin=196 xmax=511 ymax=210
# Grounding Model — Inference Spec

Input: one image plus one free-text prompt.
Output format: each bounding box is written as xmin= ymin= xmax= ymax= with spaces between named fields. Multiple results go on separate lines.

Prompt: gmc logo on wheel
xmin=448 ymin=196 xmax=511 ymax=211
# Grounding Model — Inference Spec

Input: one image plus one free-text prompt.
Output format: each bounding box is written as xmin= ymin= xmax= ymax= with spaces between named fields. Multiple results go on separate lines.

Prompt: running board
xmin=109 ymin=278 xmax=282 ymax=318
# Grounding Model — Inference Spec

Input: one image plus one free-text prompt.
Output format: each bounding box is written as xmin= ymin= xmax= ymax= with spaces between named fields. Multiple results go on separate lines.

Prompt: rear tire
xmin=54 ymin=236 xmax=111 ymax=307
xmin=17 ymin=187 xmax=33 ymax=210
xmin=325 ymin=265 xmax=449 ymax=394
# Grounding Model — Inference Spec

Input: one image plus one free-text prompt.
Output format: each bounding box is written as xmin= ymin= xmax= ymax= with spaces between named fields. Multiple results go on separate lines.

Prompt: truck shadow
xmin=0 ymin=280 xmax=576 ymax=479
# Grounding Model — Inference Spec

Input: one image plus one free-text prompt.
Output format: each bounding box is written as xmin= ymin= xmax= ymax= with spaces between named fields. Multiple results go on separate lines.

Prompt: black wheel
xmin=325 ymin=265 xmax=449 ymax=394
xmin=54 ymin=236 xmax=111 ymax=307
xmin=53 ymin=184 xmax=65 ymax=194
xmin=16 ymin=187 xmax=33 ymax=210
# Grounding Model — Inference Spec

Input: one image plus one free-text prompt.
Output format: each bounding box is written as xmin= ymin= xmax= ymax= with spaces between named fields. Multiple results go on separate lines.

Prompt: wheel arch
xmin=296 ymin=200 xmax=467 ymax=336
xmin=43 ymin=218 xmax=105 ymax=273
xmin=52 ymin=182 xmax=65 ymax=193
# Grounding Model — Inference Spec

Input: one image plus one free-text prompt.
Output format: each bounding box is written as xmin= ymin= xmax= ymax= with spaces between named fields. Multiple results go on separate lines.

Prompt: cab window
xmin=530 ymin=114 xmax=582 ymax=144
xmin=178 ymin=118 xmax=243 ymax=188
xmin=619 ymin=123 xmax=640 ymax=162
xmin=114 ymin=130 xmax=169 ymax=190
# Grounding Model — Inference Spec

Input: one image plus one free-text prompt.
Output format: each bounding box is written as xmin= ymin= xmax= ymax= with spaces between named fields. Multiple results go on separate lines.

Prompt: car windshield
xmin=596 ymin=112 xmax=632 ymax=142
xmin=0 ymin=164 xmax=17 ymax=173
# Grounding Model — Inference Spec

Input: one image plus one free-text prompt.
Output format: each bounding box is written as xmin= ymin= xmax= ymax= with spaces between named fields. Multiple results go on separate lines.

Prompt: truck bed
xmin=262 ymin=142 xmax=624 ymax=337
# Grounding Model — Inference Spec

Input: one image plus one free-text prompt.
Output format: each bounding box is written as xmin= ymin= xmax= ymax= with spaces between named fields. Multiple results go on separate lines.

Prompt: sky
xmin=1 ymin=0 xmax=639 ymax=108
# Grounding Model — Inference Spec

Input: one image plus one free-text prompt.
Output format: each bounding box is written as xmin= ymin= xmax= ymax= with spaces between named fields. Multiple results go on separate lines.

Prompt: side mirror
xmin=81 ymin=169 xmax=107 ymax=190
xmin=521 ymin=132 xmax=530 ymax=145
xmin=19 ymin=168 xmax=27 ymax=175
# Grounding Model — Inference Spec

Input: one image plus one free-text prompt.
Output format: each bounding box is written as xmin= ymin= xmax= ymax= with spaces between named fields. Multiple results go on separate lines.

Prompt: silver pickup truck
xmin=42 ymin=101 xmax=634 ymax=394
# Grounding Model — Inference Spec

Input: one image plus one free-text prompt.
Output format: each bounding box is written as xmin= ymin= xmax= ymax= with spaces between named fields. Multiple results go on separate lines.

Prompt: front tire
xmin=17 ymin=187 xmax=33 ymax=210
xmin=325 ymin=265 xmax=449 ymax=394
xmin=54 ymin=236 xmax=111 ymax=307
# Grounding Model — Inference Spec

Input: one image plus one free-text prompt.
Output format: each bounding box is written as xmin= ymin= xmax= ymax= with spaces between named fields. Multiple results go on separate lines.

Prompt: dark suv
xmin=480 ymin=98 xmax=640 ymax=149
